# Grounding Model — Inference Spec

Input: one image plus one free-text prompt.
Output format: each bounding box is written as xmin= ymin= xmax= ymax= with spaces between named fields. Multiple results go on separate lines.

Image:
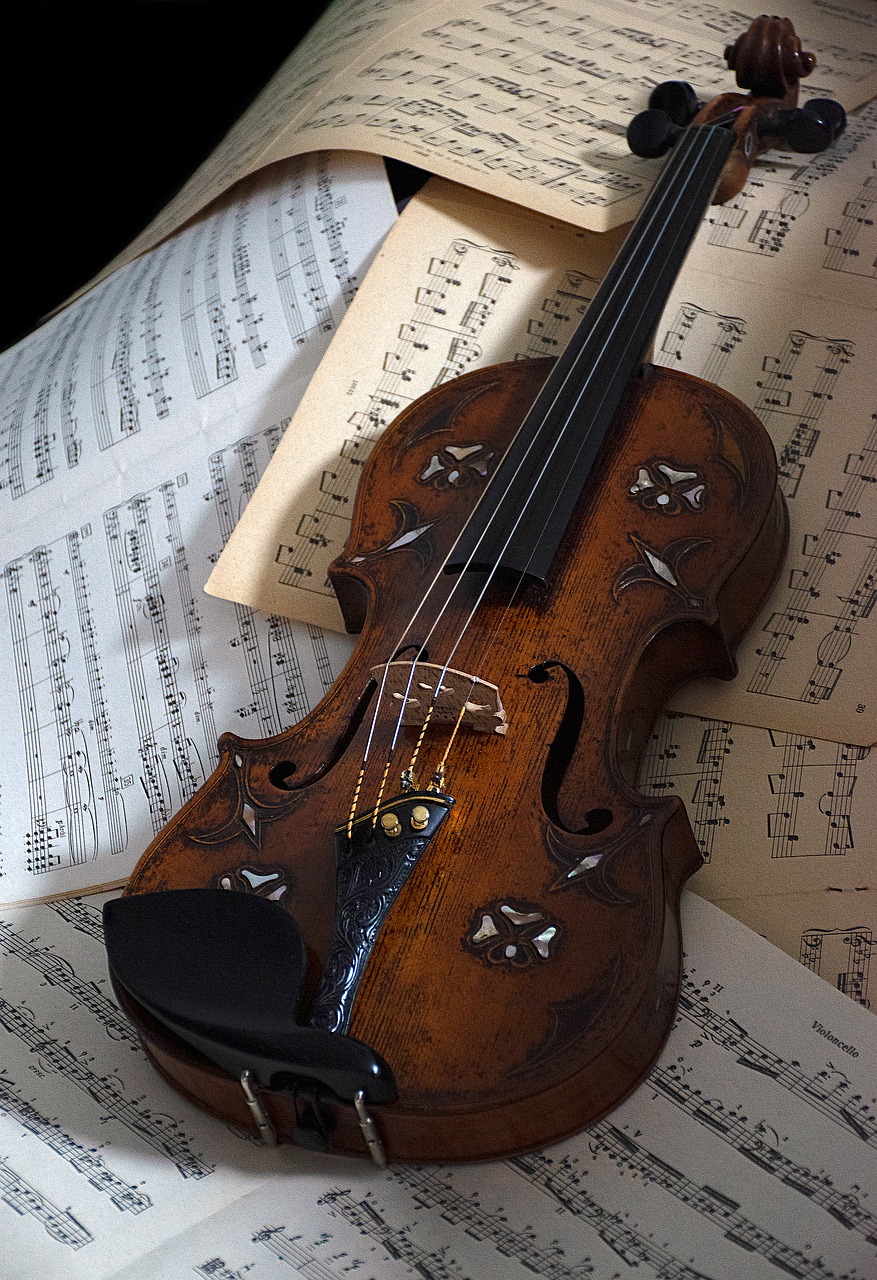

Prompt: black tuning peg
xmin=758 ymin=98 xmax=847 ymax=153
xmin=627 ymin=109 xmax=683 ymax=158
xmin=804 ymin=98 xmax=847 ymax=140
xmin=648 ymin=81 xmax=702 ymax=126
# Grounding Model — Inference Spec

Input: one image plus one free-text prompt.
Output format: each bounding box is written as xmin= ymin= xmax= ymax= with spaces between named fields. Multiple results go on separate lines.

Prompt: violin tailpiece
xmin=314 ymin=791 xmax=455 ymax=1034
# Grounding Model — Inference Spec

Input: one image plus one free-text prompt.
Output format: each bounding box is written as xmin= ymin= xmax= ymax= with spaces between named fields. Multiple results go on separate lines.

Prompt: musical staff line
xmin=639 ymin=715 xmax=732 ymax=862
xmin=316 ymin=152 xmax=358 ymax=308
xmin=0 ymin=995 xmax=214 ymax=1178
xmin=4 ymin=535 xmax=120 ymax=875
xmin=393 ymin=1165 xmax=595 ymax=1280
xmin=506 ymin=1155 xmax=713 ymax=1279
xmin=208 ymin=433 xmax=318 ymax=731
xmin=275 ymin=235 xmax=519 ymax=595
xmin=0 ymin=1073 xmax=151 ymax=1214
xmin=801 ymin=926 xmax=874 ymax=1007
xmin=648 ymin=1059 xmax=877 ymax=1244
xmin=270 ymin=158 xmax=335 ymax=346
xmin=760 ymin=331 xmax=855 ymax=501
xmin=767 ymin=733 xmax=867 ymax=857
xmin=253 ymin=1223 xmax=385 ymax=1278
xmin=702 ymin=99 xmax=874 ymax=260
xmin=232 ymin=194 xmax=268 ymax=371
xmin=140 ymin=241 xmax=175 ymax=418
xmin=0 ymin=916 xmax=138 ymax=1047
xmin=515 ymin=269 xmax=596 ymax=358
xmin=319 ymin=1187 xmax=470 ymax=1280
xmin=47 ymin=897 xmax=105 ymax=942
xmin=749 ymin=409 xmax=877 ymax=704
xmin=0 ymin=1156 xmax=92 ymax=1250
xmin=680 ymin=974 xmax=877 ymax=1147
xmin=91 ymin=260 xmax=152 ymax=451
xmin=655 ymin=303 xmax=745 ymax=383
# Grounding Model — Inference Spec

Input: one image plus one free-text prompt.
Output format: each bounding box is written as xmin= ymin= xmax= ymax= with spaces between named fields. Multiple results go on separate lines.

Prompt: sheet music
xmin=658 ymin=266 xmax=876 ymax=744
xmin=206 ymin=179 xmax=626 ymax=631
xmin=640 ymin=711 xmax=877 ymax=1005
xmin=0 ymin=892 xmax=860 ymax=1279
xmin=0 ymin=891 xmax=287 ymax=1280
xmin=82 ymin=0 xmax=877 ymax=295
xmin=683 ymin=97 xmax=877 ymax=308
xmin=0 ymin=151 xmax=396 ymax=907
xmin=211 ymin=93 xmax=877 ymax=747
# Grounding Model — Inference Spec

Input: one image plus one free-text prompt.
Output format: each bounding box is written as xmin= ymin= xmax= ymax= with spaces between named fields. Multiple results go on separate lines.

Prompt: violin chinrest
xmin=103 ymin=890 xmax=396 ymax=1104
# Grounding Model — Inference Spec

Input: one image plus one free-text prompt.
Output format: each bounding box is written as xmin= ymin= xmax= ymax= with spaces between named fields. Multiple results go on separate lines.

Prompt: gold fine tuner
xmin=379 ymin=803 xmax=432 ymax=838
xmin=411 ymin=804 xmax=430 ymax=831
xmin=380 ymin=812 xmax=402 ymax=838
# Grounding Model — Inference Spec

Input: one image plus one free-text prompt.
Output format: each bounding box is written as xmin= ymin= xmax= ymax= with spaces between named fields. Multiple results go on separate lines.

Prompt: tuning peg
xmin=647 ymin=81 xmax=703 ymax=126
xmin=758 ymin=98 xmax=847 ymax=152
xmin=804 ymin=97 xmax=847 ymax=140
xmin=627 ymin=109 xmax=683 ymax=158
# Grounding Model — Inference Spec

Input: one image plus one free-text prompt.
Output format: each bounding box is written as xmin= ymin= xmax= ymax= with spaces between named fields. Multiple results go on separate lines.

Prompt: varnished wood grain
xmin=120 ymin=358 xmax=788 ymax=1162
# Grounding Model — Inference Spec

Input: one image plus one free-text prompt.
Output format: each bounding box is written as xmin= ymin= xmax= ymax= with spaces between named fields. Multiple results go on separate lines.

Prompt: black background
xmin=0 ymin=2 xmax=333 ymax=352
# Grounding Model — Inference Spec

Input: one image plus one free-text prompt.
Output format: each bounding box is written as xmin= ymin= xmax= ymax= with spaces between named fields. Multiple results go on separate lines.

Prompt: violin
xmin=103 ymin=17 xmax=846 ymax=1165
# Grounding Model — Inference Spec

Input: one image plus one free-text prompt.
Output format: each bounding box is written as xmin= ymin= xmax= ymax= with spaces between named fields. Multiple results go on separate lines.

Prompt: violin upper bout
xmin=329 ymin=359 xmax=554 ymax=632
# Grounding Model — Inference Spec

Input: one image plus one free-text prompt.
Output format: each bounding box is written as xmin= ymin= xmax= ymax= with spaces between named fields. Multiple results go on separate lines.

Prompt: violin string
xmin=356 ymin=124 xmax=714 ymax=798
xmin=434 ymin=126 xmax=733 ymax=695
xmin=349 ymin=124 xmax=722 ymax=812
xmin=408 ymin=127 xmax=721 ymax=711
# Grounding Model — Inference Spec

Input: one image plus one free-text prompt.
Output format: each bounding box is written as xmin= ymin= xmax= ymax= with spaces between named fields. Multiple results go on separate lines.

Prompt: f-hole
xmin=527 ymin=660 xmax=613 ymax=837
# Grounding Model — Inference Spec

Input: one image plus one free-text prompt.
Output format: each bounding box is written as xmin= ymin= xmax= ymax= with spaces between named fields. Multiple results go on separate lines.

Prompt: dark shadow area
xmin=0 ymin=1 xmax=332 ymax=352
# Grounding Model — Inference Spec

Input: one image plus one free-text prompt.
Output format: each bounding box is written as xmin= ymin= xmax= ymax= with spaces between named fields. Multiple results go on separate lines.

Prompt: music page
xmin=2 ymin=891 xmax=868 ymax=1279
xmin=640 ymin=710 xmax=877 ymax=997
xmin=86 ymin=0 xmax=877 ymax=291
xmin=205 ymin=178 xmax=626 ymax=631
xmin=0 ymin=151 xmax=395 ymax=907
xmin=659 ymin=260 xmax=877 ymax=744
xmin=210 ymin=93 xmax=877 ymax=748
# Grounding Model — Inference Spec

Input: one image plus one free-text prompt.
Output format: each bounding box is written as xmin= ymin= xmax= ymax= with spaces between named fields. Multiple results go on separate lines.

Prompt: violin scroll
xmin=627 ymin=15 xmax=844 ymax=203
xmin=724 ymin=14 xmax=815 ymax=100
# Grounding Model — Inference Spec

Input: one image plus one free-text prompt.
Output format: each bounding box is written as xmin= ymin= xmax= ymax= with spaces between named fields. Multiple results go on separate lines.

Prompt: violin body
xmin=118 ymin=356 xmax=786 ymax=1161
xmin=105 ymin=14 xmax=845 ymax=1164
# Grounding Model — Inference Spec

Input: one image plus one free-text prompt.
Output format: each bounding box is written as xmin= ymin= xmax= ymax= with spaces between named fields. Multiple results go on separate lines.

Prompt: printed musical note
xmin=0 ymin=1158 xmax=92 ymax=1249
xmin=0 ymin=151 xmax=392 ymax=906
xmin=801 ymin=926 xmax=875 ymax=1007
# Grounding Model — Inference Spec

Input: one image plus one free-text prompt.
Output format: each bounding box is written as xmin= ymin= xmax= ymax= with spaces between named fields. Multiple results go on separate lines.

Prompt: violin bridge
xmin=371 ymin=661 xmax=508 ymax=735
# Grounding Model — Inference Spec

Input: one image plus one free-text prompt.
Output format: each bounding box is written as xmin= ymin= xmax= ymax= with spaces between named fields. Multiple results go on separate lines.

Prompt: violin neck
xmin=447 ymin=123 xmax=737 ymax=585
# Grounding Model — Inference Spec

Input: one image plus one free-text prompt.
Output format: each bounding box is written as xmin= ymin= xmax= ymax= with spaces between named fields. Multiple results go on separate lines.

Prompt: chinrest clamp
xmin=354 ymin=1089 xmax=387 ymax=1168
xmin=240 ymin=1067 xmax=278 ymax=1145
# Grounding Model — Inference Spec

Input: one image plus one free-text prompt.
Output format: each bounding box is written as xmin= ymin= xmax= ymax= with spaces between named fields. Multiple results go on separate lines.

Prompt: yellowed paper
xmin=87 ymin=0 xmax=877 ymax=291
xmin=207 ymin=178 xmax=624 ymax=630
xmin=660 ymin=266 xmax=876 ymax=744
xmin=639 ymin=710 xmax=876 ymax=1004
xmin=706 ymin=890 xmax=876 ymax=1004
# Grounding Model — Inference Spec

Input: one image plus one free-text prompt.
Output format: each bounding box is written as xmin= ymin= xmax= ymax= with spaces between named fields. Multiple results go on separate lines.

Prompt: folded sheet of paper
xmin=0 ymin=889 xmax=873 ymax=1279
xmin=82 ymin=0 xmax=877 ymax=295
xmin=0 ymin=151 xmax=396 ymax=908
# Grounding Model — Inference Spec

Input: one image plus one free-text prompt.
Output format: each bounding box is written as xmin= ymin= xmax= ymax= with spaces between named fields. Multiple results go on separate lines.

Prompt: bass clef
xmin=103 ymin=16 xmax=845 ymax=1165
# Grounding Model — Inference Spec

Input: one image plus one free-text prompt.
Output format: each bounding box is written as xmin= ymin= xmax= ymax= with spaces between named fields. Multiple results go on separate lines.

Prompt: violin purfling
xmin=104 ymin=17 xmax=845 ymax=1164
